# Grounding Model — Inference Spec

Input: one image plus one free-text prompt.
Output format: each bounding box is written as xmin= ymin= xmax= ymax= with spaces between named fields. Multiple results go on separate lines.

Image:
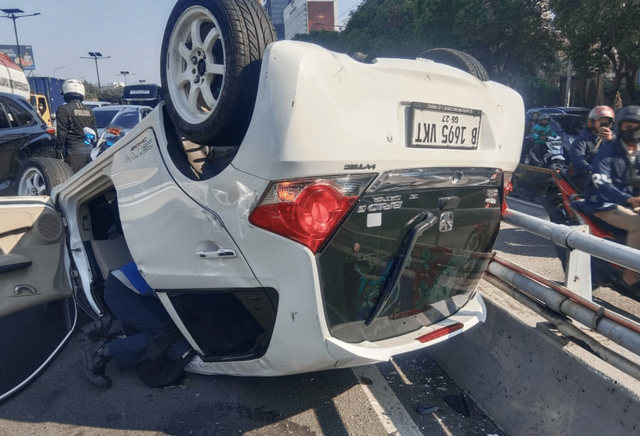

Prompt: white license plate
xmin=410 ymin=103 xmax=482 ymax=149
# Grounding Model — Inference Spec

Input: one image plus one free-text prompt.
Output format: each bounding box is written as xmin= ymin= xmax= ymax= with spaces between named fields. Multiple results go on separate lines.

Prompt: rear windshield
xmin=111 ymin=110 xmax=139 ymax=129
xmin=95 ymin=109 xmax=121 ymax=128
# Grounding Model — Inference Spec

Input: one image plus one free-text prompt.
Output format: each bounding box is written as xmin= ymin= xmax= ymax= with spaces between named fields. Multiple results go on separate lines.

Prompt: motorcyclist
xmin=569 ymin=106 xmax=615 ymax=191
xmin=583 ymin=105 xmax=640 ymax=285
xmin=56 ymin=79 xmax=97 ymax=172
xmin=522 ymin=111 xmax=540 ymax=164
xmin=529 ymin=113 xmax=558 ymax=165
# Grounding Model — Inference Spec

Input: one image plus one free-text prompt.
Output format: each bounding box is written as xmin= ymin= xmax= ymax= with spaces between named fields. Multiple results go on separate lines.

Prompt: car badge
xmin=439 ymin=212 xmax=454 ymax=232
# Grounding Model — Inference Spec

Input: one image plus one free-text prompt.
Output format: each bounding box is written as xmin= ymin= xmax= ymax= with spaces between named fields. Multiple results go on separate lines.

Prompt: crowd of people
xmin=523 ymin=104 xmax=640 ymax=286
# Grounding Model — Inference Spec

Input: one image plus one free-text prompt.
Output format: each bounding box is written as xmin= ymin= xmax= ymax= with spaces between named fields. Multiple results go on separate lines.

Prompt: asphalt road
xmin=3 ymin=197 xmax=637 ymax=436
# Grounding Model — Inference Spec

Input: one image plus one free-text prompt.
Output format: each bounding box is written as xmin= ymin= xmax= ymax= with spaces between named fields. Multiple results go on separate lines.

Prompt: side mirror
xmin=83 ymin=127 xmax=97 ymax=139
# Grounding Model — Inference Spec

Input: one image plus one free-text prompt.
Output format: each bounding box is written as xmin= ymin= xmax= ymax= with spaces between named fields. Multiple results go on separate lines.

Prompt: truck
xmin=121 ymin=84 xmax=164 ymax=107
xmin=0 ymin=51 xmax=30 ymax=100
xmin=27 ymin=77 xmax=65 ymax=125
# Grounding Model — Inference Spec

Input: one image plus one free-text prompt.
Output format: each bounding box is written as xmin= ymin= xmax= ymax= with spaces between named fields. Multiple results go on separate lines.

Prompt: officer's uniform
xmin=104 ymin=262 xmax=171 ymax=370
xmin=56 ymin=99 xmax=97 ymax=172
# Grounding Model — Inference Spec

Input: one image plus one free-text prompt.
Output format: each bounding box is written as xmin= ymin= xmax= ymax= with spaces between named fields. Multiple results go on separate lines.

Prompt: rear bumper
xmin=184 ymin=291 xmax=486 ymax=377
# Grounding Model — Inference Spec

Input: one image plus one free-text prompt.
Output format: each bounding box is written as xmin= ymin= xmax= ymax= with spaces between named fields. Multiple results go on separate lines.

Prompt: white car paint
xmin=49 ymin=41 xmax=523 ymax=376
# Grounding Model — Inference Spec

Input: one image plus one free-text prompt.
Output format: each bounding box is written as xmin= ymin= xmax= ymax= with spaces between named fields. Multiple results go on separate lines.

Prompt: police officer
xmin=56 ymin=79 xmax=97 ymax=172
xmin=569 ymin=106 xmax=615 ymax=191
xmin=78 ymin=261 xmax=173 ymax=388
xmin=583 ymin=106 xmax=640 ymax=285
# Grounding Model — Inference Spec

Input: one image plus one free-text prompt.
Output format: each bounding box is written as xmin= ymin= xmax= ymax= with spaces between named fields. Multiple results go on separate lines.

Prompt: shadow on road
xmin=495 ymin=227 xmax=559 ymax=259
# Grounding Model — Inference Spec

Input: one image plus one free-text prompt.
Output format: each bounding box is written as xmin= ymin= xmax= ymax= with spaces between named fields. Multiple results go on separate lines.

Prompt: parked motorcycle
xmin=539 ymin=168 xmax=640 ymax=298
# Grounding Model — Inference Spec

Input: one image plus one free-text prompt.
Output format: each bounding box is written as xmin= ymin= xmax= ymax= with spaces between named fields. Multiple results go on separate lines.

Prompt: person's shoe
xmin=81 ymin=315 xmax=123 ymax=342
xmin=79 ymin=339 xmax=112 ymax=388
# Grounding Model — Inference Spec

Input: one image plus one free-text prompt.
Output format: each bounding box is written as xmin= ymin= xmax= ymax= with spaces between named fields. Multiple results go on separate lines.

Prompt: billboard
xmin=0 ymin=45 xmax=36 ymax=71
xmin=308 ymin=2 xmax=335 ymax=32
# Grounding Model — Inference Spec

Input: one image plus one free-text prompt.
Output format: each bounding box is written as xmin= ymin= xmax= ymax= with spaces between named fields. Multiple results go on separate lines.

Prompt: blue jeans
xmin=103 ymin=274 xmax=171 ymax=370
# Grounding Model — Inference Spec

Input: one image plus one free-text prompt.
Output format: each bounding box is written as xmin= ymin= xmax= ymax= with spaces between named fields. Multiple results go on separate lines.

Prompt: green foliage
xmin=551 ymin=0 xmax=640 ymax=104
xmin=292 ymin=30 xmax=345 ymax=52
xmin=82 ymin=80 xmax=123 ymax=103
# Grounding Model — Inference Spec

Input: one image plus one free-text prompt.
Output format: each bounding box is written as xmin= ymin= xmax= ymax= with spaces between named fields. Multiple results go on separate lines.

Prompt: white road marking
xmin=390 ymin=357 xmax=413 ymax=385
xmin=352 ymin=365 xmax=422 ymax=436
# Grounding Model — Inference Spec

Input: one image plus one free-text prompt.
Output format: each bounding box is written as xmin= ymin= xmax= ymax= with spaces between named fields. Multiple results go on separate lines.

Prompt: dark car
xmin=0 ymin=92 xmax=72 ymax=195
xmin=96 ymin=105 xmax=153 ymax=149
xmin=93 ymin=105 xmax=128 ymax=137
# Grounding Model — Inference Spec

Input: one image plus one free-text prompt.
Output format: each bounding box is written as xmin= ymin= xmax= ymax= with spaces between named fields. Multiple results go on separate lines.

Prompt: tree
xmin=413 ymin=0 xmax=561 ymax=87
xmin=551 ymin=0 xmax=640 ymax=105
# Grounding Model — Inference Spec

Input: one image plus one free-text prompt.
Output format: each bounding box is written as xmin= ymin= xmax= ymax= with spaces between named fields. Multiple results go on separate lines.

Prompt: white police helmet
xmin=61 ymin=79 xmax=85 ymax=102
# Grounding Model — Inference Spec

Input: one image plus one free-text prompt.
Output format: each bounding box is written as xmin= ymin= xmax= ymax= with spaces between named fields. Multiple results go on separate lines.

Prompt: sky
xmin=0 ymin=0 xmax=363 ymax=87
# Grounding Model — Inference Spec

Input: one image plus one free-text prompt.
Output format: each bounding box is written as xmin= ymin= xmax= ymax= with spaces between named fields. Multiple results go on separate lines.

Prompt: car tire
xmin=160 ymin=0 xmax=277 ymax=145
xmin=418 ymin=48 xmax=490 ymax=81
xmin=16 ymin=157 xmax=73 ymax=196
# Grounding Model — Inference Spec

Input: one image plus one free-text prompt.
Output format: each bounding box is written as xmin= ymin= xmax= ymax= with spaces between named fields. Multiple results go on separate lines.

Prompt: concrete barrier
xmin=427 ymin=284 xmax=640 ymax=436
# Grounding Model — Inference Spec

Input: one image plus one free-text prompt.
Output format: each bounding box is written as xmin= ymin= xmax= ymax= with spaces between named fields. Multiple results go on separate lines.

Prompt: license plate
xmin=409 ymin=103 xmax=482 ymax=149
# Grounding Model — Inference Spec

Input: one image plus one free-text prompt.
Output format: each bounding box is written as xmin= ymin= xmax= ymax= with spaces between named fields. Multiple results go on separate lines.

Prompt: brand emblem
xmin=344 ymin=163 xmax=376 ymax=171
xmin=439 ymin=212 xmax=454 ymax=232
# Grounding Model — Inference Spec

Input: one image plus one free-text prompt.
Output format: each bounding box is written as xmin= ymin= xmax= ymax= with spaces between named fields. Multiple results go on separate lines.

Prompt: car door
xmin=0 ymin=197 xmax=75 ymax=402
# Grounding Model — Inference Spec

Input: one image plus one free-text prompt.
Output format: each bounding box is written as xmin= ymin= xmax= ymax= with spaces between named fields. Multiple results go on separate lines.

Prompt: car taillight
xmin=46 ymin=126 xmax=56 ymax=135
xmin=501 ymin=170 xmax=513 ymax=213
xmin=249 ymin=175 xmax=376 ymax=253
xmin=415 ymin=322 xmax=463 ymax=343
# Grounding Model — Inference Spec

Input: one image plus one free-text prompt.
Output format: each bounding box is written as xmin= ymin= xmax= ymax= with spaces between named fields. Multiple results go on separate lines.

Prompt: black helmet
xmin=539 ymin=113 xmax=550 ymax=122
xmin=615 ymin=106 xmax=640 ymax=146
xmin=614 ymin=106 xmax=640 ymax=137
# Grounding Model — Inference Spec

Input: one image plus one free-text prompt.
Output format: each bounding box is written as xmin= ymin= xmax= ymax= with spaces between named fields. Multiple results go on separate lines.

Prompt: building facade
xmin=283 ymin=0 xmax=338 ymax=40
xmin=264 ymin=0 xmax=288 ymax=40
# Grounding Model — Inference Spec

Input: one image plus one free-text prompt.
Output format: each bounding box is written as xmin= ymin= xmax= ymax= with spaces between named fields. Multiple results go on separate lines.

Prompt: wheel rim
xmin=18 ymin=167 xmax=47 ymax=196
xmin=166 ymin=5 xmax=227 ymax=125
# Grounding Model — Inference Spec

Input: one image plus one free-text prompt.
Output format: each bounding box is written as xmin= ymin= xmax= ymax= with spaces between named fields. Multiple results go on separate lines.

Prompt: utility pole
xmin=81 ymin=52 xmax=111 ymax=97
xmin=0 ymin=8 xmax=40 ymax=68
xmin=116 ymin=70 xmax=135 ymax=86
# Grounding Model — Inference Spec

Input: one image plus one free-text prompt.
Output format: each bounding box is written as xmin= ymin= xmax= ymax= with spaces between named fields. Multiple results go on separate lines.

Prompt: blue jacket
xmin=113 ymin=261 xmax=154 ymax=296
xmin=583 ymin=139 xmax=640 ymax=212
xmin=569 ymin=128 xmax=601 ymax=176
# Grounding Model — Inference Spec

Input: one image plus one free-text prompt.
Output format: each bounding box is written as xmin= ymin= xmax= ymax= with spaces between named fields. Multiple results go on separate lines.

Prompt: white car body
xmin=0 ymin=41 xmax=524 ymax=393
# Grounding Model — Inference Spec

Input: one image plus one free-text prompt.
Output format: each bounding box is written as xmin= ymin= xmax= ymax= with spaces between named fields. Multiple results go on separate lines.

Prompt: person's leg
xmin=106 ymin=332 xmax=154 ymax=370
xmin=103 ymin=274 xmax=171 ymax=335
xmin=64 ymin=153 xmax=91 ymax=172
xmin=594 ymin=206 xmax=640 ymax=284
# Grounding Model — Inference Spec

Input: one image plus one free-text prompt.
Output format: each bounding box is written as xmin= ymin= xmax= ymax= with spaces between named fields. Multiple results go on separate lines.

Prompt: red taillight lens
xmin=415 ymin=323 xmax=463 ymax=343
xmin=46 ymin=126 xmax=56 ymax=135
xmin=249 ymin=175 xmax=375 ymax=253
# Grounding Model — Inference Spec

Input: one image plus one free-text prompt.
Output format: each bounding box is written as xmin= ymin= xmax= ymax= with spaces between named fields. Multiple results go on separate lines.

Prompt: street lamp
xmin=0 ymin=8 xmax=41 ymax=68
xmin=81 ymin=52 xmax=111 ymax=96
xmin=116 ymin=70 xmax=135 ymax=86
xmin=52 ymin=66 xmax=65 ymax=77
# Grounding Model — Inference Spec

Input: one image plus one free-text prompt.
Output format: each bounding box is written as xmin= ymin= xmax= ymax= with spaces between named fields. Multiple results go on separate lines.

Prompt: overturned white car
xmin=0 ymin=0 xmax=523 ymax=400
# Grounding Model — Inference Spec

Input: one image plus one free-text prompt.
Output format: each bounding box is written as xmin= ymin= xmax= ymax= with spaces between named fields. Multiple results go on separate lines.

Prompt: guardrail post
xmin=565 ymin=225 xmax=593 ymax=301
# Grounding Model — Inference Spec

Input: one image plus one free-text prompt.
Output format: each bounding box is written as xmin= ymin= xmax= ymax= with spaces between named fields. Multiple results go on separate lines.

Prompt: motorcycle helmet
xmin=61 ymin=79 xmax=85 ymax=102
xmin=538 ymin=113 xmax=550 ymax=126
xmin=614 ymin=106 xmax=640 ymax=146
xmin=588 ymin=105 xmax=615 ymax=129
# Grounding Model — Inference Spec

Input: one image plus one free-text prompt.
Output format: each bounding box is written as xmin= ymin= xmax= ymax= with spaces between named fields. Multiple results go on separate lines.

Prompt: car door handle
xmin=195 ymin=248 xmax=237 ymax=259
xmin=14 ymin=284 xmax=38 ymax=295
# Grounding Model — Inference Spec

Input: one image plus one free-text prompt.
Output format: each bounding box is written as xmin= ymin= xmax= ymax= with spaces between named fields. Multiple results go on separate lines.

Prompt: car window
xmin=4 ymin=98 xmax=37 ymax=127
xmin=94 ymin=109 xmax=121 ymax=128
xmin=111 ymin=111 xmax=139 ymax=129
xmin=0 ymin=100 xmax=11 ymax=129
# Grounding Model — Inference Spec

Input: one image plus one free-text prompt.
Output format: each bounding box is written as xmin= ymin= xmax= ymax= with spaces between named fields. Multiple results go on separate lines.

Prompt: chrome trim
xmin=367 ymin=167 xmax=502 ymax=193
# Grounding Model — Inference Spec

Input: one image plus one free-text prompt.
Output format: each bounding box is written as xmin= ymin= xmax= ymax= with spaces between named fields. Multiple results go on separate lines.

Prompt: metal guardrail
xmin=489 ymin=206 xmax=640 ymax=380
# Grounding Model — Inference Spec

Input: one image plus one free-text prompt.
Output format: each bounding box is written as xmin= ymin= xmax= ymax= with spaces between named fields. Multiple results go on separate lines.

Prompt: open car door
xmin=0 ymin=198 xmax=76 ymax=402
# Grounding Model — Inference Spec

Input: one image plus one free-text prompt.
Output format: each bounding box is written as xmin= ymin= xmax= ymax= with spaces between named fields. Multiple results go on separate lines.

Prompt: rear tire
xmin=16 ymin=157 xmax=73 ymax=196
xmin=418 ymin=48 xmax=490 ymax=81
xmin=160 ymin=0 xmax=277 ymax=145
